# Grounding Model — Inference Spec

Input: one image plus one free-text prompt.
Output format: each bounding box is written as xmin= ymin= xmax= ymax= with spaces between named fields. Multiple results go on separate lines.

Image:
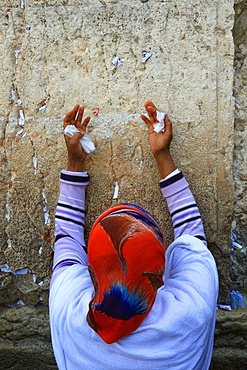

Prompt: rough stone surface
xmin=211 ymin=308 xmax=247 ymax=370
xmin=0 ymin=305 xmax=57 ymax=370
xmin=231 ymin=0 xmax=247 ymax=301
xmin=0 ymin=305 xmax=246 ymax=370
xmin=0 ymin=0 xmax=245 ymax=368
xmin=0 ymin=0 xmax=235 ymax=302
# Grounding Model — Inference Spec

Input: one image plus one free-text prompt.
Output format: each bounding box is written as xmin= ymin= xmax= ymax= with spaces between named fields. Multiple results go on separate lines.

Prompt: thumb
xmin=164 ymin=114 xmax=172 ymax=134
xmin=70 ymin=130 xmax=84 ymax=144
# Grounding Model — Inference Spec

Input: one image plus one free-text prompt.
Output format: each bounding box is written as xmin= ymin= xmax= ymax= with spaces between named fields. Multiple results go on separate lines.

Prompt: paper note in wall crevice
xmin=141 ymin=51 xmax=153 ymax=63
xmin=111 ymin=55 xmax=123 ymax=70
xmin=64 ymin=125 xmax=95 ymax=154
xmin=19 ymin=110 xmax=25 ymax=127
xmin=113 ymin=181 xmax=119 ymax=199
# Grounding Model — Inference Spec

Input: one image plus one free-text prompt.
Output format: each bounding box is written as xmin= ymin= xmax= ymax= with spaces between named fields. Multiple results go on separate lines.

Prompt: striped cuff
xmin=159 ymin=171 xmax=189 ymax=198
xmin=60 ymin=170 xmax=90 ymax=186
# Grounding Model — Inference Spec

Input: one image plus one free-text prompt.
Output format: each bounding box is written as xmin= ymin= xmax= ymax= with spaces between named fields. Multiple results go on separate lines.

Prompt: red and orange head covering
xmin=87 ymin=204 xmax=166 ymax=344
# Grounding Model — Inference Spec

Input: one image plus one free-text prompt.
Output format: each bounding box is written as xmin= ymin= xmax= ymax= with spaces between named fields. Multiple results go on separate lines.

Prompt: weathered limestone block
xmin=0 ymin=0 xmax=235 ymax=305
xmin=211 ymin=308 xmax=247 ymax=370
xmin=231 ymin=0 xmax=247 ymax=297
xmin=0 ymin=305 xmax=57 ymax=370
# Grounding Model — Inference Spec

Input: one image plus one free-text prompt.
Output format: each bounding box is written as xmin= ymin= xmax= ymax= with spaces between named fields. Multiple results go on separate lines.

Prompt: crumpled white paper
xmin=112 ymin=181 xmax=119 ymax=199
xmin=153 ymin=109 xmax=171 ymax=133
xmin=64 ymin=125 xmax=95 ymax=154
xmin=141 ymin=51 xmax=153 ymax=63
xmin=19 ymin=109 xmax=25 ymax=127
xmin=231 ymin=231 xmax=243 ymax=251
xmin=112 ymin=55 xmax=123 ymax=70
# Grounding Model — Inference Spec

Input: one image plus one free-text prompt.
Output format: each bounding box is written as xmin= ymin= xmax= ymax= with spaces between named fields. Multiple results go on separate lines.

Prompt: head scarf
xmin=87 ymin=204 xmax=166 ymax=344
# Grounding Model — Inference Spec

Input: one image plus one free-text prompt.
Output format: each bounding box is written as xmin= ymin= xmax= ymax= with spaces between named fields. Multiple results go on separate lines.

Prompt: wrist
xmin=154 ymin=151 xmax=176 ymax=179
xmin=67 ymin=160 xmax=85 ymax=172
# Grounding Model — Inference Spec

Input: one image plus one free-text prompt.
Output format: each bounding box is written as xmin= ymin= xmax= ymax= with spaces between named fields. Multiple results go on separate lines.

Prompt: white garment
xmin=49 ymin=234 xmax=218 ymax=370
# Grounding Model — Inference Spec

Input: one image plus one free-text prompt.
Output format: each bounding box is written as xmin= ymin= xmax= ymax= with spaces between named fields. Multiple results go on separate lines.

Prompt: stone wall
xmin=231 ymin=0 xmax=247 ymax=302
xmin=0 ymin=0 xmax=246 ymax=368
xmin=0 ymin=305 xmax=246 ymax=370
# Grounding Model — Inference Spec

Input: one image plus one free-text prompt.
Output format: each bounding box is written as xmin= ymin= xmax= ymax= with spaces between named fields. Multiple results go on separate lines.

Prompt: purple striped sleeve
xmin=51 ymin=170 xmax=89 ymax=286
xmin=159 ymin=170 xmax=207 ymax=246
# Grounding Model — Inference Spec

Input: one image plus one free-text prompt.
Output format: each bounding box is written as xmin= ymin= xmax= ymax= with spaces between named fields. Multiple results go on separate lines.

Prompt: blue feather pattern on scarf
xmin=94 ymin=282 xmax=149 ymax=320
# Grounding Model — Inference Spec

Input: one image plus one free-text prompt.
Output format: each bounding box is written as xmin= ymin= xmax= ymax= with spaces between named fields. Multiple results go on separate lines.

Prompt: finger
xmin=66 ymin=105 xmax=80 ymax=121
xmin=70 ymin=131 xmax=84 ymax=144
xmin=145 ymin=100 xmax=157 ymax=110
xmin=63 ymin=129 xmax=84 ymax=146
xmin=144 ymin=100 xmax=158 ymax=123
xmin=146 ymin=106 xmax=156 ymax=114
xmin=81 ymin=116 xmax=91 ymax=131
xmin=75 ymin=106 xmax=85 ymax=128
xmin=146 ymin=105 xmax=157 ymax=123
xmin=64 ymin=104 xmax=80 ymax=128
xmin=164 ymin=114 xmax=173 ymax=135
xmin=145 ymin=100 xmax=158 ymax=114
xmin=140 ymin=114 xmax=153 ymax=130
xmin=144 ymin=100 xmax=150 ymax=110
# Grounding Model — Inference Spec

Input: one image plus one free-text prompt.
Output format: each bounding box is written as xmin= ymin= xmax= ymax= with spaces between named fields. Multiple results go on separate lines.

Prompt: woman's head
xmin=87 ymin=204 xmax=166 ymax=344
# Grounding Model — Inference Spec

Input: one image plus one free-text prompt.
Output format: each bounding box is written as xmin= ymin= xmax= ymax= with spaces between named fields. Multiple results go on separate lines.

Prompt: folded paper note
xmin=64 ymin=125 xmax=95 ymax=154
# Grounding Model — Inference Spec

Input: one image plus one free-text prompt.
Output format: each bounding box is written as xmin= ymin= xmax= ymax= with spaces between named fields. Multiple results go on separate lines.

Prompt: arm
xmin=51 ymin=105 xmax=91 ymax=286
xmin=141 ymin=100 xmax=206 ymax=245
xmin=159 ymin=170 xmax=206 ymax=244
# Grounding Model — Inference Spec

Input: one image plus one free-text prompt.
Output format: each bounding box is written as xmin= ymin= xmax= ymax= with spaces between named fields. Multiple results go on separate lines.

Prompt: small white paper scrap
xmin=141 ymin=51 xmax=153 ymax=63
xmin=112 ymin=55 xmax=123 ymax=70
xmin=0 ymin=263 xmax=12 ymax=273
xmin=8 ymin=300 xmax=25 ymax=308
xmin=42 ymin=188 xmax=50 ymax=225
xmin=113 ymin=181 xmax=119 ymax=199
xmin=5 ymin=204 xmax=10 ymax=222
xmin=14 ymin=267 xmax=29 ymax=275
xmin=33 ymin=154 xmax=37 ymax=173
xmin=64 ymin=125 xmax=95 ymax=154
xmin=16 ymin=128 xmax=24 ymax=137
xmin=11 ymin=90 xmax=16 ymax=101
xmin=19 ymin=110 xmax=25 ymax=127
xmin=218 ymin=304 xmax=231 ymax=311
xmin=153 ymin=109 xmax=171 ymax=133
xmin=38 ymin=105 xmax=46 ymax=112
xmin=15 ymin=50 xmax=20 ymax=59
xmin=38 ymin=96 xmax=50 ymax=112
